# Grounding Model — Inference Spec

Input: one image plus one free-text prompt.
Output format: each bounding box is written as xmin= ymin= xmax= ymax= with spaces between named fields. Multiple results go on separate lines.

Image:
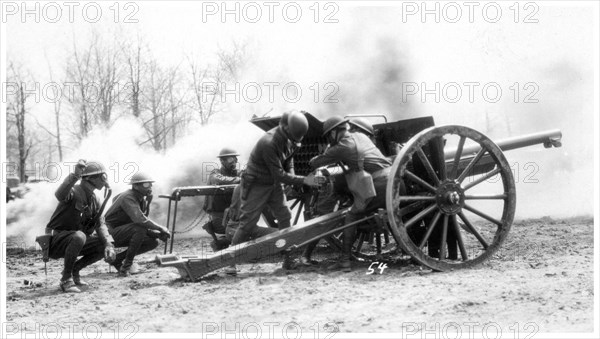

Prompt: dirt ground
xmin=3 ymin=216 xmax=596 ymax=336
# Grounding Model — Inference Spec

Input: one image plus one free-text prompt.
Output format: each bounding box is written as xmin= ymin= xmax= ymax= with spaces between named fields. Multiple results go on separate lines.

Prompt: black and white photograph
xmin=1 ymin=1 xmax=599 ymax=337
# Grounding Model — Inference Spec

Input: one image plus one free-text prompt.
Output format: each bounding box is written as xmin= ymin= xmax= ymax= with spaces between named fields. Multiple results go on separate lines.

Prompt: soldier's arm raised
xmin=55 ymin=160 xmax=87 ymax=201
xmin=54 ymin=173 xmax=80 ymax=202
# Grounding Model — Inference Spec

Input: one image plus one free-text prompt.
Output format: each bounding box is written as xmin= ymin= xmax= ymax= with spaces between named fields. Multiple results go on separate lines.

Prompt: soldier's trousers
xmin=48 ymin=230 xmax=105 ymax=281
xmin=208 ymin=212 xmax=226 ymax=234
xmin=226 ymin=221 xmax=277 ymax=242
xmin=109 ymin=223 xmax=159 ymax=270
xmin=231 ymin=182 xmax=291 ymax=245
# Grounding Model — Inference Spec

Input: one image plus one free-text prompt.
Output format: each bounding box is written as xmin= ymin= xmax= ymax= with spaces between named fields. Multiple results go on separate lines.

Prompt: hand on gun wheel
xmin=303 ymin=173 xmax=327 ymax=187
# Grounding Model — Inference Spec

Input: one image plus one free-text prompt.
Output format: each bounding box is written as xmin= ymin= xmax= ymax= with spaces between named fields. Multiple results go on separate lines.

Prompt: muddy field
xmin=3 ymin=216 xmax=595 ymax=336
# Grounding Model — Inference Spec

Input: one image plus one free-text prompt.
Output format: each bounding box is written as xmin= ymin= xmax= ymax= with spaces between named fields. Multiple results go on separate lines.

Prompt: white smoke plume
xmin=6 ymin=117 xmax=264 ymax=244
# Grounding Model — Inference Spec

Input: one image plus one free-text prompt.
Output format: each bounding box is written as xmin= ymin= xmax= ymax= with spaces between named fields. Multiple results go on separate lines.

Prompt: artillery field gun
xmin=152 ymin=113 xmax=562 ymax=280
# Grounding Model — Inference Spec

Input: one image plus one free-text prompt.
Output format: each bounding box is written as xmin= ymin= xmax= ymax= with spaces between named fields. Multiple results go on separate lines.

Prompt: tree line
xmin=5 ymin=29 xmax=246 ymax=182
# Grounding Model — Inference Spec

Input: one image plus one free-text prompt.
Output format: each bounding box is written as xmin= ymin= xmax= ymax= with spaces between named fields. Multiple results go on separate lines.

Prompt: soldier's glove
xmin=104 ymin=244 xmax=116 ymax=263
xmin=303 ymin=173 xmax=327 ymax=187
xmin=74 ymin=159 xmax=87 ymax=177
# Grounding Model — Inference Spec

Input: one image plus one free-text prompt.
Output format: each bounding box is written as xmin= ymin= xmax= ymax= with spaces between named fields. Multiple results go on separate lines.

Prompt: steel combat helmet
xmin=81 ymin=161 xmax=106 ymax=177
xmin=217 ymin=147 xmax=240 ymax=158
xmin=322 ymin=116 xmax=348 ymax=137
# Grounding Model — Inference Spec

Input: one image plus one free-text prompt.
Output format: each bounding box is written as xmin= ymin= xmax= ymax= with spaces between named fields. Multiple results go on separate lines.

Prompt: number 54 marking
xmin=366 ymin=262 xmax=388 ymax=275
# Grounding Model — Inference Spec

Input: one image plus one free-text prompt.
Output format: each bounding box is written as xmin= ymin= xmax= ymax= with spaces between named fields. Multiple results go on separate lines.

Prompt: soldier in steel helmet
xmin=227 ymin=110 xmax=326 ymax=274
xmin=202 ymin=147 xmax=241 ymax=251
xmin=45 ymin=160 xmax=116 ymax=293
xmin=349 ymin=117 xmax=375 ymax=140
xmin=104 ymin=171 xmax=170 ymax=276
xmin=306 ymin=116 xmax=391 ymax=272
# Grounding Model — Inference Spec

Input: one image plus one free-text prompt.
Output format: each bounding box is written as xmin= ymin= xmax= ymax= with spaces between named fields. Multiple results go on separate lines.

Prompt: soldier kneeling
xmin=104 ymin=172 xmax=170 ymax=276
xmin=42 ymin=160 xmax=116 ymax=293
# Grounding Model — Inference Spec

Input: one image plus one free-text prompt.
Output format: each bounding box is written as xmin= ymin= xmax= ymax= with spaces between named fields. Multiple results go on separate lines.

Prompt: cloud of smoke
xmin=6 ymin=117 xmax=264 ymax=242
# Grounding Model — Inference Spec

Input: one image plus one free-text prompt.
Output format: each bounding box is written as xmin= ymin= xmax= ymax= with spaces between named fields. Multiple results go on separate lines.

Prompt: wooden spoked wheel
xmin=386 ymin=125 xmax=516 ymax=271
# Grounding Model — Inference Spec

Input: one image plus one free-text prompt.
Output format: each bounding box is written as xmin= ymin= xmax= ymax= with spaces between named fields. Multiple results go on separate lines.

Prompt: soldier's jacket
xmin=245 ymin=127 xmax=304 ymax=186
xmin=105 ymin=189 xmax=153 ymax=228
xmin=203 ymin=166 xmax=240 ymax=213
xmin=309 ymin=132 xmax=392 ymax=174
xmin=46 ymin=173 xmax=113 ymax=245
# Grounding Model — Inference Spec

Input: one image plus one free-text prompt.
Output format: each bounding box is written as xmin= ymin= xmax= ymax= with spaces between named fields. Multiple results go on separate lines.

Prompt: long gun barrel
xmin=445 ymin=129 xmax=562 ymax=160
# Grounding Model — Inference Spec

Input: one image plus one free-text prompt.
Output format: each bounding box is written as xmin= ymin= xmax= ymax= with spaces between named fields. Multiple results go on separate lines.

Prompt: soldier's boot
xmin=282 ymin=253 xmax=295 ymax=270
xmin=60 ymin=279 xmax=81 ymax=293
xmin=70 ymin=248 xmax=104 ymax=286
xmin=300 ymin=241 xmax=319 ymax=266
xmin=119 ymin=260 xmax=143 ymax=277
xmin=327 ymin=226 xmax=355 ymax=272
xmin=72 ymin=272 xmax=88 ymax=286
xmin=224 ymin=265 xmax=237 ymax=276
xmin=203 ymin=222 xmax=219 ymax=242
xmin=214 ymin=237 xmax=231 ymax=251
xmin=224 ymin=229 xmax=251 ymax=276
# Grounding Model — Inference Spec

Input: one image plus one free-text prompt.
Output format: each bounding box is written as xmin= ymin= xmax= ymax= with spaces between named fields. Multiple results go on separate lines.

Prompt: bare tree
xmin=216 ymin=40 xmax=247 ymax=81
xmin=139 ymin=59 xmax=185 ymax=151
xmin=6 ymin=62 xmax=34 ymax=182
xmin=123 ymin=35 xmax=144 ymax=118
xmin=167 ymin=71 xmax=191 ymax=145
xmin=36 ymin=52 xmax=65 ymax=161
xmin=65 ymin=30 xmax=124 ymax=138
xmin=92 ymin=34 xmax=122 ymax=125
xmin=187 ymin=42 xmax=247 ymax=125
xmin=187 ymin=55 xmax=221 ymax=125
xmin=66 ymin=32 xmax=94 ymax=139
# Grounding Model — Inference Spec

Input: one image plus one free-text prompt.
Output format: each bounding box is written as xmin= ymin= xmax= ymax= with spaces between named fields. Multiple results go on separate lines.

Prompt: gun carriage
xmin=154 ymin=113 xmax=562 ymax=280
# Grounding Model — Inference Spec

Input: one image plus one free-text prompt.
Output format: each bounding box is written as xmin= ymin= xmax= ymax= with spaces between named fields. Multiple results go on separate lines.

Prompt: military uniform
xmin=104 ymin=189 xmax=160 ymax=272
xmin=203 ymin=166 xmax=240 ymax=234
xmin=310 ymin=131 xmax=391 ymax=213
xmin=231 ymin=127 xmax=304 ymax=245
xmin=224 ymin=185 xmax=277 ymax=241
xmin=46 ymin=173 xmax=114 ymax=283
xmin=309 ymin=131 xmax=392 ymax=269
